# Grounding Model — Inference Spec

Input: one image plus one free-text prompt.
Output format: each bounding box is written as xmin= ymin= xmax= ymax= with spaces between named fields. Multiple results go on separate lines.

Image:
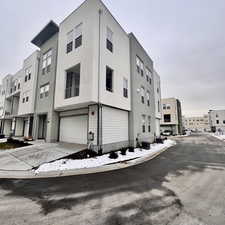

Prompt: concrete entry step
xmin=0 ymin=142 xmax=87 ymax=171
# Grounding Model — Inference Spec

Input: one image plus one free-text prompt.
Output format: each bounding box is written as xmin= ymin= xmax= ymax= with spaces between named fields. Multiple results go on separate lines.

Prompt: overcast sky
xmin=0 ymin=0 xmax=225 ymax=116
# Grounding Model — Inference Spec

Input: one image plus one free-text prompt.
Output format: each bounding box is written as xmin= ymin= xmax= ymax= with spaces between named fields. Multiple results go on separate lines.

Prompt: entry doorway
xmin=38 ymin=114 xmax=47 ymax=140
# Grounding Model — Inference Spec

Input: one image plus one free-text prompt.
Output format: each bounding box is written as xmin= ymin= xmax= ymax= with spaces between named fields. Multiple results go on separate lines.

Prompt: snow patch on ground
xmin=0 ymin=138 xmax=7 ymax=143
xmin=209 ymin=133 xmax=225 ymax=141
xmin=35 ymin=139 xmax=176 ymax=174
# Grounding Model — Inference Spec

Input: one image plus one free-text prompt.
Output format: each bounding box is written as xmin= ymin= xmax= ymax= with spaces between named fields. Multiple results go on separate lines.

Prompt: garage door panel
xmin=60 ymin=115 xmax=88 ymax=144
xmin=102 ymin=107 xmax=128 ymax=144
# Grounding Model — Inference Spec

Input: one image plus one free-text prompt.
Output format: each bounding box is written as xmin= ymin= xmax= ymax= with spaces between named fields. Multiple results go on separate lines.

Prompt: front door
xmin=38 ymin=115 xmax=47 ymax=139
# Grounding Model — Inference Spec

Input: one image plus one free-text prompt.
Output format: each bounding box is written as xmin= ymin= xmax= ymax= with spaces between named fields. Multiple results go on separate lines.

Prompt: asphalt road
xmin=0 ymin=134 xmax=224 ymax=225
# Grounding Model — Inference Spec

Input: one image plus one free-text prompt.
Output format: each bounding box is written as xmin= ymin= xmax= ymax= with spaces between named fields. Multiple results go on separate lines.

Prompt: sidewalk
xmin=0 ymin=142 xmax=87 ymax=171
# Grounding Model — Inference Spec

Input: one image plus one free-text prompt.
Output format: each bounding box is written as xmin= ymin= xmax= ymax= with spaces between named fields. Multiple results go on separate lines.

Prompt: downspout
xmin=97 ymin=9 xmax=103 ymax=153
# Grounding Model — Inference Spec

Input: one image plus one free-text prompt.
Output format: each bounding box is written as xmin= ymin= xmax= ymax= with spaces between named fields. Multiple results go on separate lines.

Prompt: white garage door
xmin=102 ymin=106 xmax=128 ymax=144
xmin=60 ymin=115 xmax=88 ymax=144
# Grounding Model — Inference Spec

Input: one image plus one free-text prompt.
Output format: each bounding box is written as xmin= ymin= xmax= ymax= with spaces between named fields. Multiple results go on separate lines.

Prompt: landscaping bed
xmin=35 ymin=139 xmax=176 ymax=174
xmin=0 ymin=138 xmax=31 ymax=150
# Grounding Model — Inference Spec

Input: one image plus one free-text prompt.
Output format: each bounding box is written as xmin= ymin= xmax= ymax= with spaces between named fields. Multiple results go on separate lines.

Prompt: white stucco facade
xmin=54 ymin=0 xmax=130 ymax=111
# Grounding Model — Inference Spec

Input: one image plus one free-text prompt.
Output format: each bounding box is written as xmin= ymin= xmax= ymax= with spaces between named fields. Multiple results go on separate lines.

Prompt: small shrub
xmin=120 ymin=148 xmax=127 ymax=155
xmin=109 ymin=151 xmax=118 ymax=159
xmin=98 ymin=149 xmax=103 ymax=156
xmin=155 ymin=138 xmax=164 ymax=144
xmin=128 ymin=147 xmax=134 ymax=152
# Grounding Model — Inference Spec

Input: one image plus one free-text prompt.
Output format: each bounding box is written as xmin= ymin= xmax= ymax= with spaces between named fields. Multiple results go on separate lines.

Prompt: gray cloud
xmin=0 ymin=0 xmax=224 ymax=116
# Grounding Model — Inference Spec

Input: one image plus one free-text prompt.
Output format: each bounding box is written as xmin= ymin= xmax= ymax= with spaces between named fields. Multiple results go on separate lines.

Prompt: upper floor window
xmin=142 ymin=115 xmax=146 ymax=133
xmin=18 ymin=82 xmax=20 ymax=89
xmin=146 ymin=91 xmax=150 ymax=106
xmin=163 ymin=104 xmax=166 ymax=110
xmin=106 ymin=27 xmax=113 ymax=52
xmin=123 ymin=78 xmax=128 ymax=98
xmin=40 ymin=83 xmax=50 ymax=99
xmin=75 ymin=23 xmax=82 ymax=49
xmin=167 ymin=104 xmax=171 ymax=110
xmin=146 ymin=68 xmax=152 ymax=84
xmin=140 ymin=61 xmax=144 ymax=76
xmin=22 ymin=92 xmax=29 ymax=103
xmin=216 ymin=120 xmax=219 ymax=124
xmin=223 ymin=120 xmax=225 ymax=124
xmin=106 ymin=66 xmax=113 ymax=92
xmin=148 ymin=116 xmax=151 ymax=132
xmin=25 ymin=67 xmax=31 ymax=82
xmin=42 ymin=49 xmax=52 ymax=75
xmin=65 ymin=64 xmax=80 ymax=99
xmin=66 ymin=30 xmax=73 ymax=53
xmin=136 ymin=56 xmax=140 ymax=73
xmin=141 ymin=87 xmax=145 ymax=103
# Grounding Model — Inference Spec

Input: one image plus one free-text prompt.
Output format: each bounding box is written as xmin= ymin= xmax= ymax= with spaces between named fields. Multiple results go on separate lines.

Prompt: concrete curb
xmin=0 ymin=144 xmax=175 ymax=179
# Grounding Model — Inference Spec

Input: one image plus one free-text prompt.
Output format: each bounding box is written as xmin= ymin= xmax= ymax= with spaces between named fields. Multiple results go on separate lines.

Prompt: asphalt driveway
xmin=0 ymin=134 xmax=224 ymax=225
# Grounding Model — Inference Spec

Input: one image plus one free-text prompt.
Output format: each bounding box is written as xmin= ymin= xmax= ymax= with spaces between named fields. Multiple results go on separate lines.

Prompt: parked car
xmin=161 ymin=130 xmax=173 ymax=136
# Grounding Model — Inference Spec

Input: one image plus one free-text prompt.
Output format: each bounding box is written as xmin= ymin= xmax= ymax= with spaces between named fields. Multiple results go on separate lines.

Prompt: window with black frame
xmin=106 ymin=27 xmax=113 ymax=52
xmin=106 ymin=66 xmax=113 ymax=92
xmin=65 ymin=64 xmax=80 ymax=99
xmin=75 ymin=23 xmax=82 ymax=49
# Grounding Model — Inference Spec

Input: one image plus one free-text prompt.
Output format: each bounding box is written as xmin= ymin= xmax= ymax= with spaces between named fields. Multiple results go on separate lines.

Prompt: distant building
xmin=160 ymin=98 xmax=183 ymax=135
xmin=208 ymin=110 xmax=225 ymax=133
xmin=184 ymin=115 xmax=210 ymax=132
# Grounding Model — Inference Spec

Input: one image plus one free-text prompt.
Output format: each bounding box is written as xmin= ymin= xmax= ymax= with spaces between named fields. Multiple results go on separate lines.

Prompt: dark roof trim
xmin=31 ymin=20 xmax=59 ymax=47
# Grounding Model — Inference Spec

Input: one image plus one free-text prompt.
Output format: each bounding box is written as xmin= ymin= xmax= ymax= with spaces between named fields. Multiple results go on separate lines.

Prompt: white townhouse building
xmin=208 ymin=110 xmax=225 ymax=133
xmin=0 ymin=51 xmax=40 ymax=138
xmin=54 ymin=0 xmax=131 ymax=153
xmin=0 ymin=0 xmax=162 ymax=154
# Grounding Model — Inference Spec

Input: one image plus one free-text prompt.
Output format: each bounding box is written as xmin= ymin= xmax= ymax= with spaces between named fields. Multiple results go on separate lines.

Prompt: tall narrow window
xmin=25 ymin=67 xmax=31 ymax=82
xmin=42 ymin=49 xmax=52 ymax=74
xmin=40 ymin=86 xmax=44 ymax=99
xmin=40 ymin=83 xmax=50 ymax=99
xmin=148 ymin=116 xmax=151 ymax=132
xmin=67 ymin=30 xmax=73 ymax=53
xmin=106 ymin=27 xmax=113 ymax=52
xmin=141 ymin=87 xmax=145 ymax=104
xmin=146 ymin=68 xmax=152 ymax=84
xmin=158 ymin=101 xmax=160 ymax=112
xmin=106 ymin=66 xmax=113 ymax=92
xmin=136 ymin=56 xmax=140 ymax=73
xmin=142 ymin=115 xmax=146 ymax=133
xmin=123 ymin=78 xmax=128 ymax=98
xmin=140 ymin=61 xmax=144 ymax=76
xmin=75 ymin=23 xmax=82 ymax=49
xmin=65 ymin=64 xmax=80 ymax=99
xmin=146 ymin=91 xmax=150 ymax=106
xmin=46 ymin=50 xmax=52 ymax=73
